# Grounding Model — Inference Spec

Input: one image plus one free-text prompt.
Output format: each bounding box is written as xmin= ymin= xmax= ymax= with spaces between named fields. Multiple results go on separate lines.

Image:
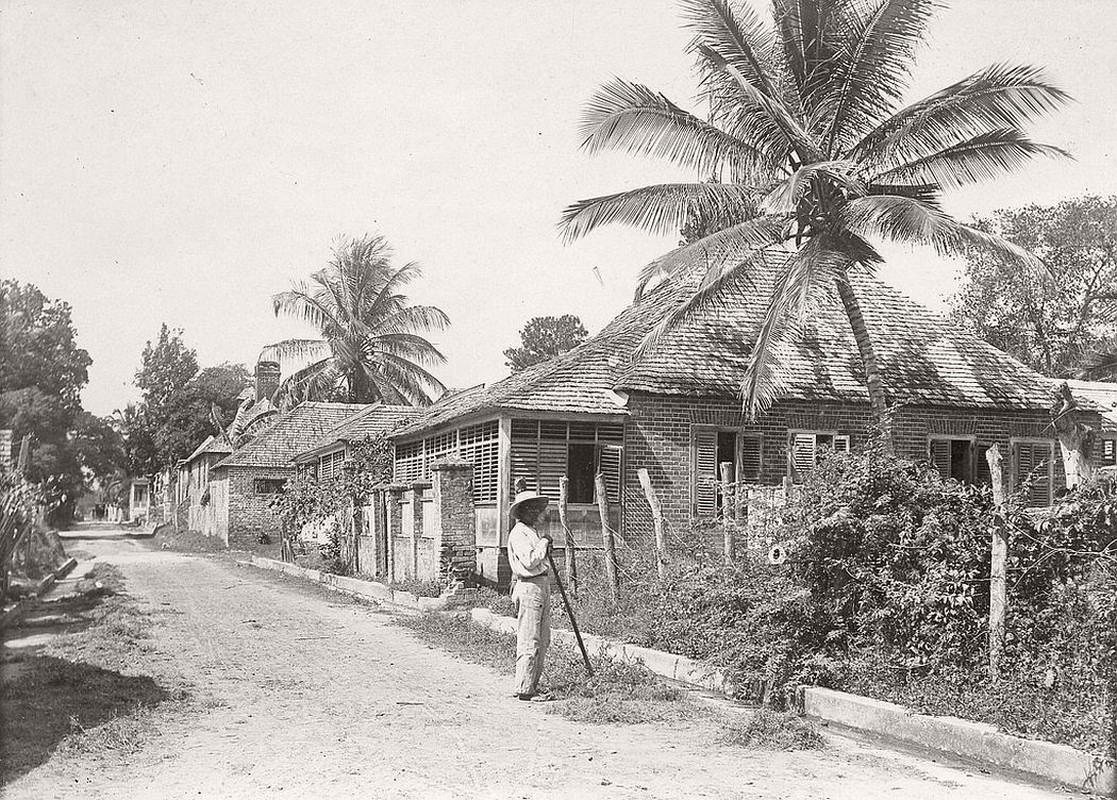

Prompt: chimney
xmin=255 ymin=361 xmax=280 ymax=403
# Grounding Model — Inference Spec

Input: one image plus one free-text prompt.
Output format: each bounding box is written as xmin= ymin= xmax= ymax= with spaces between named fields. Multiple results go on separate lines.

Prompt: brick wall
xmin=432 ymin=460 xmax=477 ymax=585
xmin=225 ymin=466 xmax=290 ymax=548
xmin=621 ymin=392 xmax=1098 ymax=545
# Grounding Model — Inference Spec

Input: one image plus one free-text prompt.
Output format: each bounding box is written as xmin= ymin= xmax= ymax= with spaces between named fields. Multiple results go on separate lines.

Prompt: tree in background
xmin=0 ymin=281 xmax=93 ymax=523
xmin=951 ymin=196 xmax=1117 ymax=377
xmin=135 ymin=324 xmax=199 ymax=414
xmin=153 ymin=363 xmax=250 ymax=466
xmin=269 ymin=234 xmax=449 ymax=407
xmin=560 ymin=0 xmax=1068 ymax=451
xmin=1076 ymin=338 xmax=1117 ymax=381
xmin=72 ymin=412 xmax=125 ymax=484
xmin=503 ymin=315 xmax=588 ymax=372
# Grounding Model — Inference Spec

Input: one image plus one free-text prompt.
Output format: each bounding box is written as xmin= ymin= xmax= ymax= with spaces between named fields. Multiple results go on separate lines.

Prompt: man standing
xmin=507 ymin=487 xmax=553 ymax=701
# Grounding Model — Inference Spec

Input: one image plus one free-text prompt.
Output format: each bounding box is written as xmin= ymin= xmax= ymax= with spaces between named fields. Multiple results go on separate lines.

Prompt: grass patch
xmin=388 ymin=577 xmax=446 ymax=598
xmin=148 ymin=527 xmax=227 ymax=554
xmin=1 ymin=569 xmax=183 ymax=785
xmin=395 ymin=611 xmax=822 ymax=749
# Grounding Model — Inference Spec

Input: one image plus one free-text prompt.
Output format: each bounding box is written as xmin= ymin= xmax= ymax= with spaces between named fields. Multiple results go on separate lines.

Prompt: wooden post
xmin=720 ymin=461 xmax=735 ymax=564
xmin=638 ymin=468 xmax=667 ymax=579
xmin=559 ymin=476 xmax=577 ymax=597
xmin=595 ymin=472 xmax=619 ymax=602
xmin=986 ymin=444 xmax=1009 ymax=680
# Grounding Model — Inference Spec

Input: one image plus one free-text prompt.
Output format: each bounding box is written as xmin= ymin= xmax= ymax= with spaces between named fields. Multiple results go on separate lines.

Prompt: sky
xmin=2 ymin=0 xmax=1116 ymax=416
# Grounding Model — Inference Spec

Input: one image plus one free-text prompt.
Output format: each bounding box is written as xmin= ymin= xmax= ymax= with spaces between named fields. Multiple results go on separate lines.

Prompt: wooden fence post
xmin=559 ymin=477 xmax=577 ymax=597
xmin=986 ymin=444 xmax=1009 ymax=680
xmin=720 ymin=461 xmax=736 ymax=564
xmin=638 ymin=468 xmax=667 ymax=579
xmin=595 ymin=472 xmax=619 ymax=602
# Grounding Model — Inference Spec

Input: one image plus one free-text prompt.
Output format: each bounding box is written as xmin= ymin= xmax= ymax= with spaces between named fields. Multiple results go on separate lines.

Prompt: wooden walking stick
xmin=547 ymin=548 xmax=593 ymax=677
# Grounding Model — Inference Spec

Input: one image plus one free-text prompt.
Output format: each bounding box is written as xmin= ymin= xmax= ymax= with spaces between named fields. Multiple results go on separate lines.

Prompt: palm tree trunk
xmin=835 ymin=275 xmax=894 ymax=455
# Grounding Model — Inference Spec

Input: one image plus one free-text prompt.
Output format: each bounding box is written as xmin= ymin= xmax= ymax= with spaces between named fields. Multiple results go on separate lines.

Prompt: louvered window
xmin=458 ymin=420 xmax=499 ymax=503
xmin=927 ymin=437 xmax=975 ymax=483
xmin=394 ymin=441 xmax=424 ymax=484
xmin=1012 ymin=439 xmax=1054 ymax=507
xmin=692 ymin=427 xmax=719 ymax=516
xmin=740 ymin=435 xmax=763 ymax=482
xmin=1102 ymin=438 xmax=1116 ymax=467
xmin=788 ymin=431 xmax=850 ymax=483
xmin=510 ymin=420 xmax=623 ymax=505
xmin=318 ymin=450 xmax=346 ymax=481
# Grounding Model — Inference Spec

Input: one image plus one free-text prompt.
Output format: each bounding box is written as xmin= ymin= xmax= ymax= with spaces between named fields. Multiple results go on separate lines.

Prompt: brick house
xmin=173 ymin=360 xmax=282 ymax=539
xmin=210 ymin=402 xmax=366 ymax=547
xmin=291 ymin=402 xmax=422 ymax=480
xmin=391 ymin=252 xmax=1107 ymax=587
xmin=1065 ymin=379 xmax=1117 ymax=471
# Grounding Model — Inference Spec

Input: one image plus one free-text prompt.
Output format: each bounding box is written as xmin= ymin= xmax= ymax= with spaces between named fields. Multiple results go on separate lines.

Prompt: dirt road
xmin=5 ymin=534 xmax=1070 ymax=800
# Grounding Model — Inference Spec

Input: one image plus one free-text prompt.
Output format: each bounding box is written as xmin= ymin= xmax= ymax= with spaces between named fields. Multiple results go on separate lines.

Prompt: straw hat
xmin=509 ymin=489 xmax=550 ymax=518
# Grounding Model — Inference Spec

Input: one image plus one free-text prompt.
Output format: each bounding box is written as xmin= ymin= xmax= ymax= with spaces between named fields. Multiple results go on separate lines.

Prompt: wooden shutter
xmin=976 ymin=444 xmax=992 ymax=486
xmin=834 ymin=434 xmax=851 ymax=453
xmin=739 ymin=435 xmax=762 ymax=482
xmin=597 ymin=444 xmax=622 ymax=503
xmin=1103 ymin=438 xmax=1116 ymax=467
xmin=538 ymin=440 xmax=568 ymax=499
xmin=692 ymin=427 xmax=718 ymax=516
xmin=790 ymin=433 xmax=816 ymax=483
xmin=1014 ymin=441 xmax=1052 ymax=507
xmin=929 ymin=439 xmax=951 ymax=480
xmin=510 ymin=439 xmax=539 ymax=493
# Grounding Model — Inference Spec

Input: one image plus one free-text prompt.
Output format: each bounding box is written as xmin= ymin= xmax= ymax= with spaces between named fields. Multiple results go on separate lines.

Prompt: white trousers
xmin=512 ymin=575 xmax=551 ymax=696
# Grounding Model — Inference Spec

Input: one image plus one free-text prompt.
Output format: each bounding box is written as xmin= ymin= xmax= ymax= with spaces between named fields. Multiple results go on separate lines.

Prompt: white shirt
xmin=508 ymin=521 xmax=550 ymax=579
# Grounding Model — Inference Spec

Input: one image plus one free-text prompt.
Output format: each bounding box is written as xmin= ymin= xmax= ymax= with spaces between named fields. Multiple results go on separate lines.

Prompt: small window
xmin=1102 ymin=438 xmax=1116 ymax=467
xmin=788 ymin=431 xmax=850 ymax=483
xmin=253 ymin=478 xmax=286 ymax=495
xmin=928 ymin=437 xmax=975 ymax=483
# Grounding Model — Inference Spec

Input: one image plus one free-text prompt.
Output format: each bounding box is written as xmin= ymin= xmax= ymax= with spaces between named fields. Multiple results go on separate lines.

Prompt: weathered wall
xmin=621 ymin=393 xmax=1093 ymax=544
xmin=226 ymin=466 xmax=290 ymax=548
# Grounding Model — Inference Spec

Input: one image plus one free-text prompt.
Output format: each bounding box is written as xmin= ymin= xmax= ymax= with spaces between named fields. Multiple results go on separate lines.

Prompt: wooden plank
xmin=595 ymin=472 xmax=619 ymax=602
xmin=559 ymin=476 xmax=576 ymax=597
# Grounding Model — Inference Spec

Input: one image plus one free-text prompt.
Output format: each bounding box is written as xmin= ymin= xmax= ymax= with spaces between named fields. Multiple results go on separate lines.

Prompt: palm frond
xmin=258 ymin=338 xmax=331 ymax=363
xmin=634 ymin=213 xmax=790 ymax=297
xmin=850 ymin=63 xmax=1071 ymax=165
xmin=272 ymin=359 xmax=338 ymax=409
xmin=635 ymin=248 xmax=771 ymax=359
xmin=869 ymin=129 xmax=1069 ymax=189
xmin=579 ymin=78 xmax=773 ymax=178
xmin=1077 ymin=341 xmax=1117 ymax=381
xmin=823 ymin=0 xmax=939 ymax=155
xmin=695 ymin=42 xmax=822 ymax=164
xmin=840 ymin=193 xmax=1045 ymax=270
xmin=365 ymin=352 xmax=446 ymax=406
xmin=271 ymin=286 xmax=341 ymax=332
xmin=366 ymin=332 xmax=447 ymax=367
xmin=559 ymin=183 xmax=759 ymax=242
xmin=368 ymin=304 xmax=451 ymax=338
xmin=682 ymin=0 xmax=780 ymax=98
xmin=740 ymin=239 xmax=849 ymax=418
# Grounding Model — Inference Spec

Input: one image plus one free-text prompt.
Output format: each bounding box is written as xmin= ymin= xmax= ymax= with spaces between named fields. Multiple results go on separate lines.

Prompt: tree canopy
xmin=135 ymin=324 xmax=199 ymax=414
xmin=503 ymin=315 xmax=588 ymax=372
xmin=269 ymin=234 xmax=449 ymax=407
xmin=560 ymin=0 xmax=1068 ymax=446
xmin=951 ymin=196 xmax=1117 ymax=378
xmin=0 ymin=281 xmax=94 ymax=521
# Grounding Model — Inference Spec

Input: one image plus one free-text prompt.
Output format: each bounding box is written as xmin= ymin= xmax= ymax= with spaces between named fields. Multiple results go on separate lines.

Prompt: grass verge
xmin=1 ymin=565 xmax=190 ymax=784
xmin=395 ymin=611 xmax=822 ymax=749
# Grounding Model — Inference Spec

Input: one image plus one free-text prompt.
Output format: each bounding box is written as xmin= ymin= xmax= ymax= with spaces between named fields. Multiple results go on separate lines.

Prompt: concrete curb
xmin=800 ymin=686 xmax=1115 ymax=795
xmin=0 ymin=556 xmax=79 ymax=629
xmin=466 ymin=607 xmax=735 ymax=696
xmin=242 ymin=556 xmax=451 ymax=612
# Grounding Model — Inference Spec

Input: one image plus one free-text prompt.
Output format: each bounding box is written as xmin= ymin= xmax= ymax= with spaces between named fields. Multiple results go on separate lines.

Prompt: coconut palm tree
xmin=560 ymin=0 xmax=1070 ymax=448
xmin=269 ymin=234 xmax=449 ymax=408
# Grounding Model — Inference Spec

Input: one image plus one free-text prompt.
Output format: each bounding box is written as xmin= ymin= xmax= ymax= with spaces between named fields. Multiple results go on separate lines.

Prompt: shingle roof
xmin=396 ymin=250 xmax=1065 ymax=440
xmin=214 ymin=402 xmax=367 ymax=469
xmin=1065 ymin=379 xmax=1117 ymax=431
xmin=185 ymin=435 xmax=233 ymax=463
xmin=291 ymin=403 xmax=424 ymax=463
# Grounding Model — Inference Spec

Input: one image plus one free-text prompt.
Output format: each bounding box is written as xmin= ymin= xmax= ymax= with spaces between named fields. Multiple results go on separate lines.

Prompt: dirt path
xmin=5 ymin=535 xmax=1069 ymax=800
